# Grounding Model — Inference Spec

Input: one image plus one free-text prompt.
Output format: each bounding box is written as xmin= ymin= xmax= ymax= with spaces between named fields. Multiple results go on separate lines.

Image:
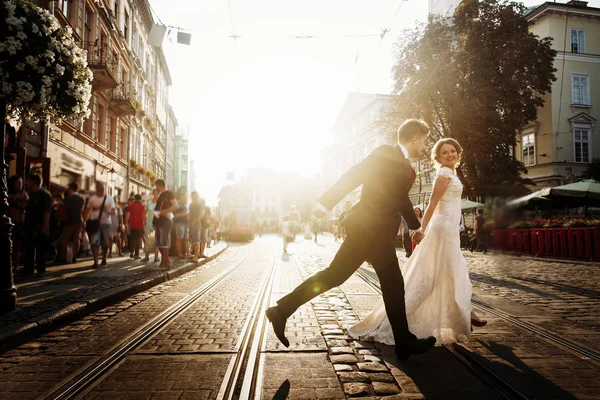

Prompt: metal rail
xmin=46 ymin=248 xmax=253 ymax=400
xmin=217 ymin=254 xmax=277 ymax=400
xmin=354 ymin=266 xmax=531 ymax=400
xmin=471 ymin=299 xmax=600 ymax=363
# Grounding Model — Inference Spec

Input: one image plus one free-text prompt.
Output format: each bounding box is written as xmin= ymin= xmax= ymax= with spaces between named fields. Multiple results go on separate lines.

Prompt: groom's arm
xmin=398 ymin=191 xmax=420 ymax=230
xmin=318 ymin=146 xmax=386 ymax=210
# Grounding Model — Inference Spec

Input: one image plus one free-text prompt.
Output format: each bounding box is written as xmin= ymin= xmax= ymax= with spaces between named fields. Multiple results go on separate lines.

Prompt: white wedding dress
xmin=348 ymin=166 xmax=472 ymax=345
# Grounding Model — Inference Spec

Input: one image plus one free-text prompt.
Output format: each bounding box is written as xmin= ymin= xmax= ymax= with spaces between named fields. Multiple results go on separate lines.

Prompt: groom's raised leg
xmin=269 ymin=232 xmax=369 ymax=347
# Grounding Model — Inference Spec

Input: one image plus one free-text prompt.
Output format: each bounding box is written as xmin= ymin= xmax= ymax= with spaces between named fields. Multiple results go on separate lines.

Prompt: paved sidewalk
xmin=0 ymin=242 xmax=228 ymax=352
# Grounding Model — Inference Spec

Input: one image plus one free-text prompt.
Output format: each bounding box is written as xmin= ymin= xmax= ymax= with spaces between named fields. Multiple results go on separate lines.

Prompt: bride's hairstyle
xmin=431 ymin=138 xmax=463 ymax=167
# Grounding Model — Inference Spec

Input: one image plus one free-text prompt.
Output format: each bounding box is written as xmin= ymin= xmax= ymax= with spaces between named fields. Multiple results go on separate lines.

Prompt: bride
xmin=348 ymin=138 xmax=486 ymax=345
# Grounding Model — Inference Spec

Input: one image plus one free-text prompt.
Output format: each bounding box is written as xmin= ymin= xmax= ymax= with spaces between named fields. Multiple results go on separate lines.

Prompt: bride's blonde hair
xmin=431 ymin=138 xmax=463 ymax=167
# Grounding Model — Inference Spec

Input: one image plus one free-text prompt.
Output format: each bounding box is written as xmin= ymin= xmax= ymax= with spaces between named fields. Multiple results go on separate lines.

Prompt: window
xmin=574 ymin=128 xmax=591 ymax=163
xmin=572 ymin=74 xmax=590 ymax=105
xmin=522 ymin=133 xmax=536 ymax=166
xmin=571 ymin=29 xmax=585 ymax=53
xmin=58 ymin=0 xmax=70 ymax=18
xmin=124 ymin=11 xmax=129 ymax=43
xmin=84 ymin=7 xmax=93 ymax=43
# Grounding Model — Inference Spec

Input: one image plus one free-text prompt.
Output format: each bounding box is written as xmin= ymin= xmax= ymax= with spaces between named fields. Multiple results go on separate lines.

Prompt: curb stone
xmin=0 ymin=244 xmax=228 ymax=353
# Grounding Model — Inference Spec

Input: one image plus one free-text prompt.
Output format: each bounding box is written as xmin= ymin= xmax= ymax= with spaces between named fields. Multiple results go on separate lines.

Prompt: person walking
xmin=266 ymin=119 xmax=436 ymax=360
xmin=59 ymin=182 xmax=85 ymax=263
xmin=22 ymin=173 xmax=53 ymax=277
xmin=281 ymin=216 xmax=292 ymax=253
xmin=84 ymin=182 xmax=116 ymax=268
xmin=199 ymin=200 xmax=211 ymax=258
xmin=8 ymin=175 xmax=28 ymax=272
xmin=173 ymin=193 xmax=190 ymax=258
xmin=470 ymin=208 xmax=488 ymax=253
xmin=108 ymin=202 xmax=124 ymax=258
xmin=128 ymin=194 xmax=145 ymax=259
xmin=142 ymin=189 xmax=160 ymax=262
xmin=154 ymin=179 xmax=178 ymax=269
xmin=188 ymin=192 xmax=203 ymax=263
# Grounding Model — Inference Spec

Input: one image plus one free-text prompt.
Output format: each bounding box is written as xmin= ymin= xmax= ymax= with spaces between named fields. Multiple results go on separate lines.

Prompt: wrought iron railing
xmin=83 ymin=41 xmax=118 ymax=76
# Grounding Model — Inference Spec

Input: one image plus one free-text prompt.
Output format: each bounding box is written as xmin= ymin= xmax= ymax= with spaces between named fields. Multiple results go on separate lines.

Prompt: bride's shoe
xmin=471 ymin=318 xmax=487 ymax=327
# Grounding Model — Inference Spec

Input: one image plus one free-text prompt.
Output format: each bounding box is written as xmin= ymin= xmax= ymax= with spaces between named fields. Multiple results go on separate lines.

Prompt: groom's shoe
xmin=266 ymin=306 xmax=290 ymax=348
xmin=395 ymin=336 xmax=436 ymax=360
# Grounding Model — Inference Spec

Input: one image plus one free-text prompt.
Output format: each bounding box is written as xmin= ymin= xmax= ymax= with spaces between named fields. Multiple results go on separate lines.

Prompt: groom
xmin=267 ymin=119 xmax=436 ymax=360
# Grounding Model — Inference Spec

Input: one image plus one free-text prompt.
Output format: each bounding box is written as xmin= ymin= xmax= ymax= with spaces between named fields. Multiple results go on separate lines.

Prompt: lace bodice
xmin=431 ymin=167 xmax=463 ymax=227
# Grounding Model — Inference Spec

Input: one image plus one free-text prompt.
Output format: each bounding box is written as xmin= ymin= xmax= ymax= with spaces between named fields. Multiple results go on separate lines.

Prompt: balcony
xmin=84 ymin=42 xmax=118 ymax=90
xmin=109 ymin=84 xmax=137 ymax=117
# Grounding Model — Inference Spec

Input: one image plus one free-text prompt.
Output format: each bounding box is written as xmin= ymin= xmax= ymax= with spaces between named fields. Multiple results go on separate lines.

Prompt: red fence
xmin=492 ymin=227 xmax=600 ymax=260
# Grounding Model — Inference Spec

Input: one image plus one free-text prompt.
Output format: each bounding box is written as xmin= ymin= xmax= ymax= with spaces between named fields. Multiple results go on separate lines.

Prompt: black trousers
xmin=277 ymin=228 xmax=415 ymax=345
xmin=23 ymin=233 xmax=49 ymax=274
xmin=130 ymin=229 xmax=144 ymax=257
xmin=402 ymin=232 xmax=412 ymax=258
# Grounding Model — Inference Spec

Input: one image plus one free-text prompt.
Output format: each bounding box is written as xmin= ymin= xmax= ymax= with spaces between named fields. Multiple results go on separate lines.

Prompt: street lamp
xmin=1 ymin=100 xmax=17 ymax=313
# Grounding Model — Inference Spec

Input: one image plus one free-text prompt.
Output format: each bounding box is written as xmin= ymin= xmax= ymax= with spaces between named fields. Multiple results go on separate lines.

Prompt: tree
xmin=385 ymin=0 xmax=556 ymax=197
xmin=585 ymin=159 xmax=600 ymax=181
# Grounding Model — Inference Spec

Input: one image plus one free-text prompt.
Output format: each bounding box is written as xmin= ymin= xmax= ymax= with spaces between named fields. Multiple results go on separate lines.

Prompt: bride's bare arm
xmin=422 ymin=176 xmax=451 ymax=232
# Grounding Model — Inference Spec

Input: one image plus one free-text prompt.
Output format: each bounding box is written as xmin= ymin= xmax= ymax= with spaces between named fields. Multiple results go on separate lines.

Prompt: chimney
xmin=566 ymin=1 xmax=588 ymax=7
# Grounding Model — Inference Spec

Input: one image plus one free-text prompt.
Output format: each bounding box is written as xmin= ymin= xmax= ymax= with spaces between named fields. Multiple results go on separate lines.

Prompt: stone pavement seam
xmin=0 ymin=244 xmax=228 ymax=354
xmin=294 ymin=254 xmax=404 ymax=398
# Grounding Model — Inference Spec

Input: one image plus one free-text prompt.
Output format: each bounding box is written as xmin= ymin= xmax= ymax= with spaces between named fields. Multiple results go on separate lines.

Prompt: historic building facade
xmin=31 ymin=0 xmax=175 ymax=201
xmin=516 ymin=1 xmax=600 ymax=187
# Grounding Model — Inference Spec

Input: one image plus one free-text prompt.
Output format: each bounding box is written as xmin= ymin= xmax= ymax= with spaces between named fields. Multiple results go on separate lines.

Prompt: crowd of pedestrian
xmin=7 ymin=173 xmax=219 ymax=276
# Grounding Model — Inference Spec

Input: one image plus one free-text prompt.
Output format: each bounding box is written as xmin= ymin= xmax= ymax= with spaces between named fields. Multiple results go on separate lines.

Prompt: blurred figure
xmin=174 ymin=192 xmax=189 ymax=258
xmin=23 ymin=173 xmax=52 ymax=276
xmin=59 ymin=182 xmax=85 ymax=264
xmin=311 ymin=217 xmax=320 ymax=244
xmin=8 ymin=175 xmax=28 ymax=272
xmin=108 ymin=201 xmax=124 ymax=258
xmin=189 ymin=192 xmax=203 ymax=263
xmin=142 ymin=189 xmax=160 ymax=262
xmin=128 ymin=194 xmax=145 ymax=259
xmin=199 ymin=201 xmax=211 ymax=258
xmin=470 ymin=208 xmax=488 ymax=254
xmin=84 ymin=182 xmax=116 ymax=268
xmin=122 ymin=197 xmax=134 ymax=254
xmin=154 ymin=179 xmax=177 ymax=269
xmin=282 ymin=216 xmax=292 ymax=253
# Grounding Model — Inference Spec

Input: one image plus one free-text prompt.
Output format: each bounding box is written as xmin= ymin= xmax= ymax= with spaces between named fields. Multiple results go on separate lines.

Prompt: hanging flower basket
xmin=0 ymin=0 xmax=93 ymax=122
xmin=129 ymin=159 xmax=138 ymax=169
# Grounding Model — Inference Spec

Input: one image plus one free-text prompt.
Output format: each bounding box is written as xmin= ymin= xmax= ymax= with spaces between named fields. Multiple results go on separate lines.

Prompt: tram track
xmin=354 ymin=266 xmax=531 ymax=400
xmin=45 ymin=248 xmax=254 ymax=400
xmin=216 ymin=254 xmax=277 ymax=400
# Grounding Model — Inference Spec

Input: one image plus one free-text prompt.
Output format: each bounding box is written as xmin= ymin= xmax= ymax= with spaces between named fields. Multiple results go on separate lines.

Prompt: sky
xmin=149 ymin=0 xmax=599 ymax=206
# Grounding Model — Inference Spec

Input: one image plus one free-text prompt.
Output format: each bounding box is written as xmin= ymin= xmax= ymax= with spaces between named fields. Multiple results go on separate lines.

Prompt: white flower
xmin=15 ymin=63 xmax=25 ymax=71
xmin=55 ymin=64 xmax=65 ymax=75
xmin=25 ymin=55 xmax=36 ymax=66
xmin=5 ymin=16 xmax=22 ymax=27
xmin=31 ymin=23 xmax=39 ymax=35
xmin=16 ymin=31 xmax=26 ymax=40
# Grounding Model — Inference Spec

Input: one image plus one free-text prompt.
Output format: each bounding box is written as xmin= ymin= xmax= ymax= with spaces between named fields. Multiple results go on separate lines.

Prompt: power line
xmin=226 ymin=0 xmax=239 ymax=45
xmin=357 ymin=0 xmax=408 ymax=91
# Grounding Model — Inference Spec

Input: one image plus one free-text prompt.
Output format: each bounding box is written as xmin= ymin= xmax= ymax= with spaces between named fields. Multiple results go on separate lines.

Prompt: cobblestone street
xmin=0 ymin=234 xmax=598 ymax=399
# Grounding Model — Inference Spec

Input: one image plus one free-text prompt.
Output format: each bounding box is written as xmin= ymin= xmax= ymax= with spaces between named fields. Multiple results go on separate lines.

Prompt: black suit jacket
xmin=319 ymin=145 xmax=420 ymax=240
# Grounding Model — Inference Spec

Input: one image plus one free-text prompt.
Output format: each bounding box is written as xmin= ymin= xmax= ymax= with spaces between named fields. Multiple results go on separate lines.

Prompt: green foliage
xmin=584 ymin=158 xmax=600 ymax=181
xmin=386 ymin=0 xmax=556 ymax=197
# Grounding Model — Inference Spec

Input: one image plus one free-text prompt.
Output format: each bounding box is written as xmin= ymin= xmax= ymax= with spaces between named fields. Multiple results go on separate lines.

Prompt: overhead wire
xmin=357 ymin=0 xmax=408 ymax=91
